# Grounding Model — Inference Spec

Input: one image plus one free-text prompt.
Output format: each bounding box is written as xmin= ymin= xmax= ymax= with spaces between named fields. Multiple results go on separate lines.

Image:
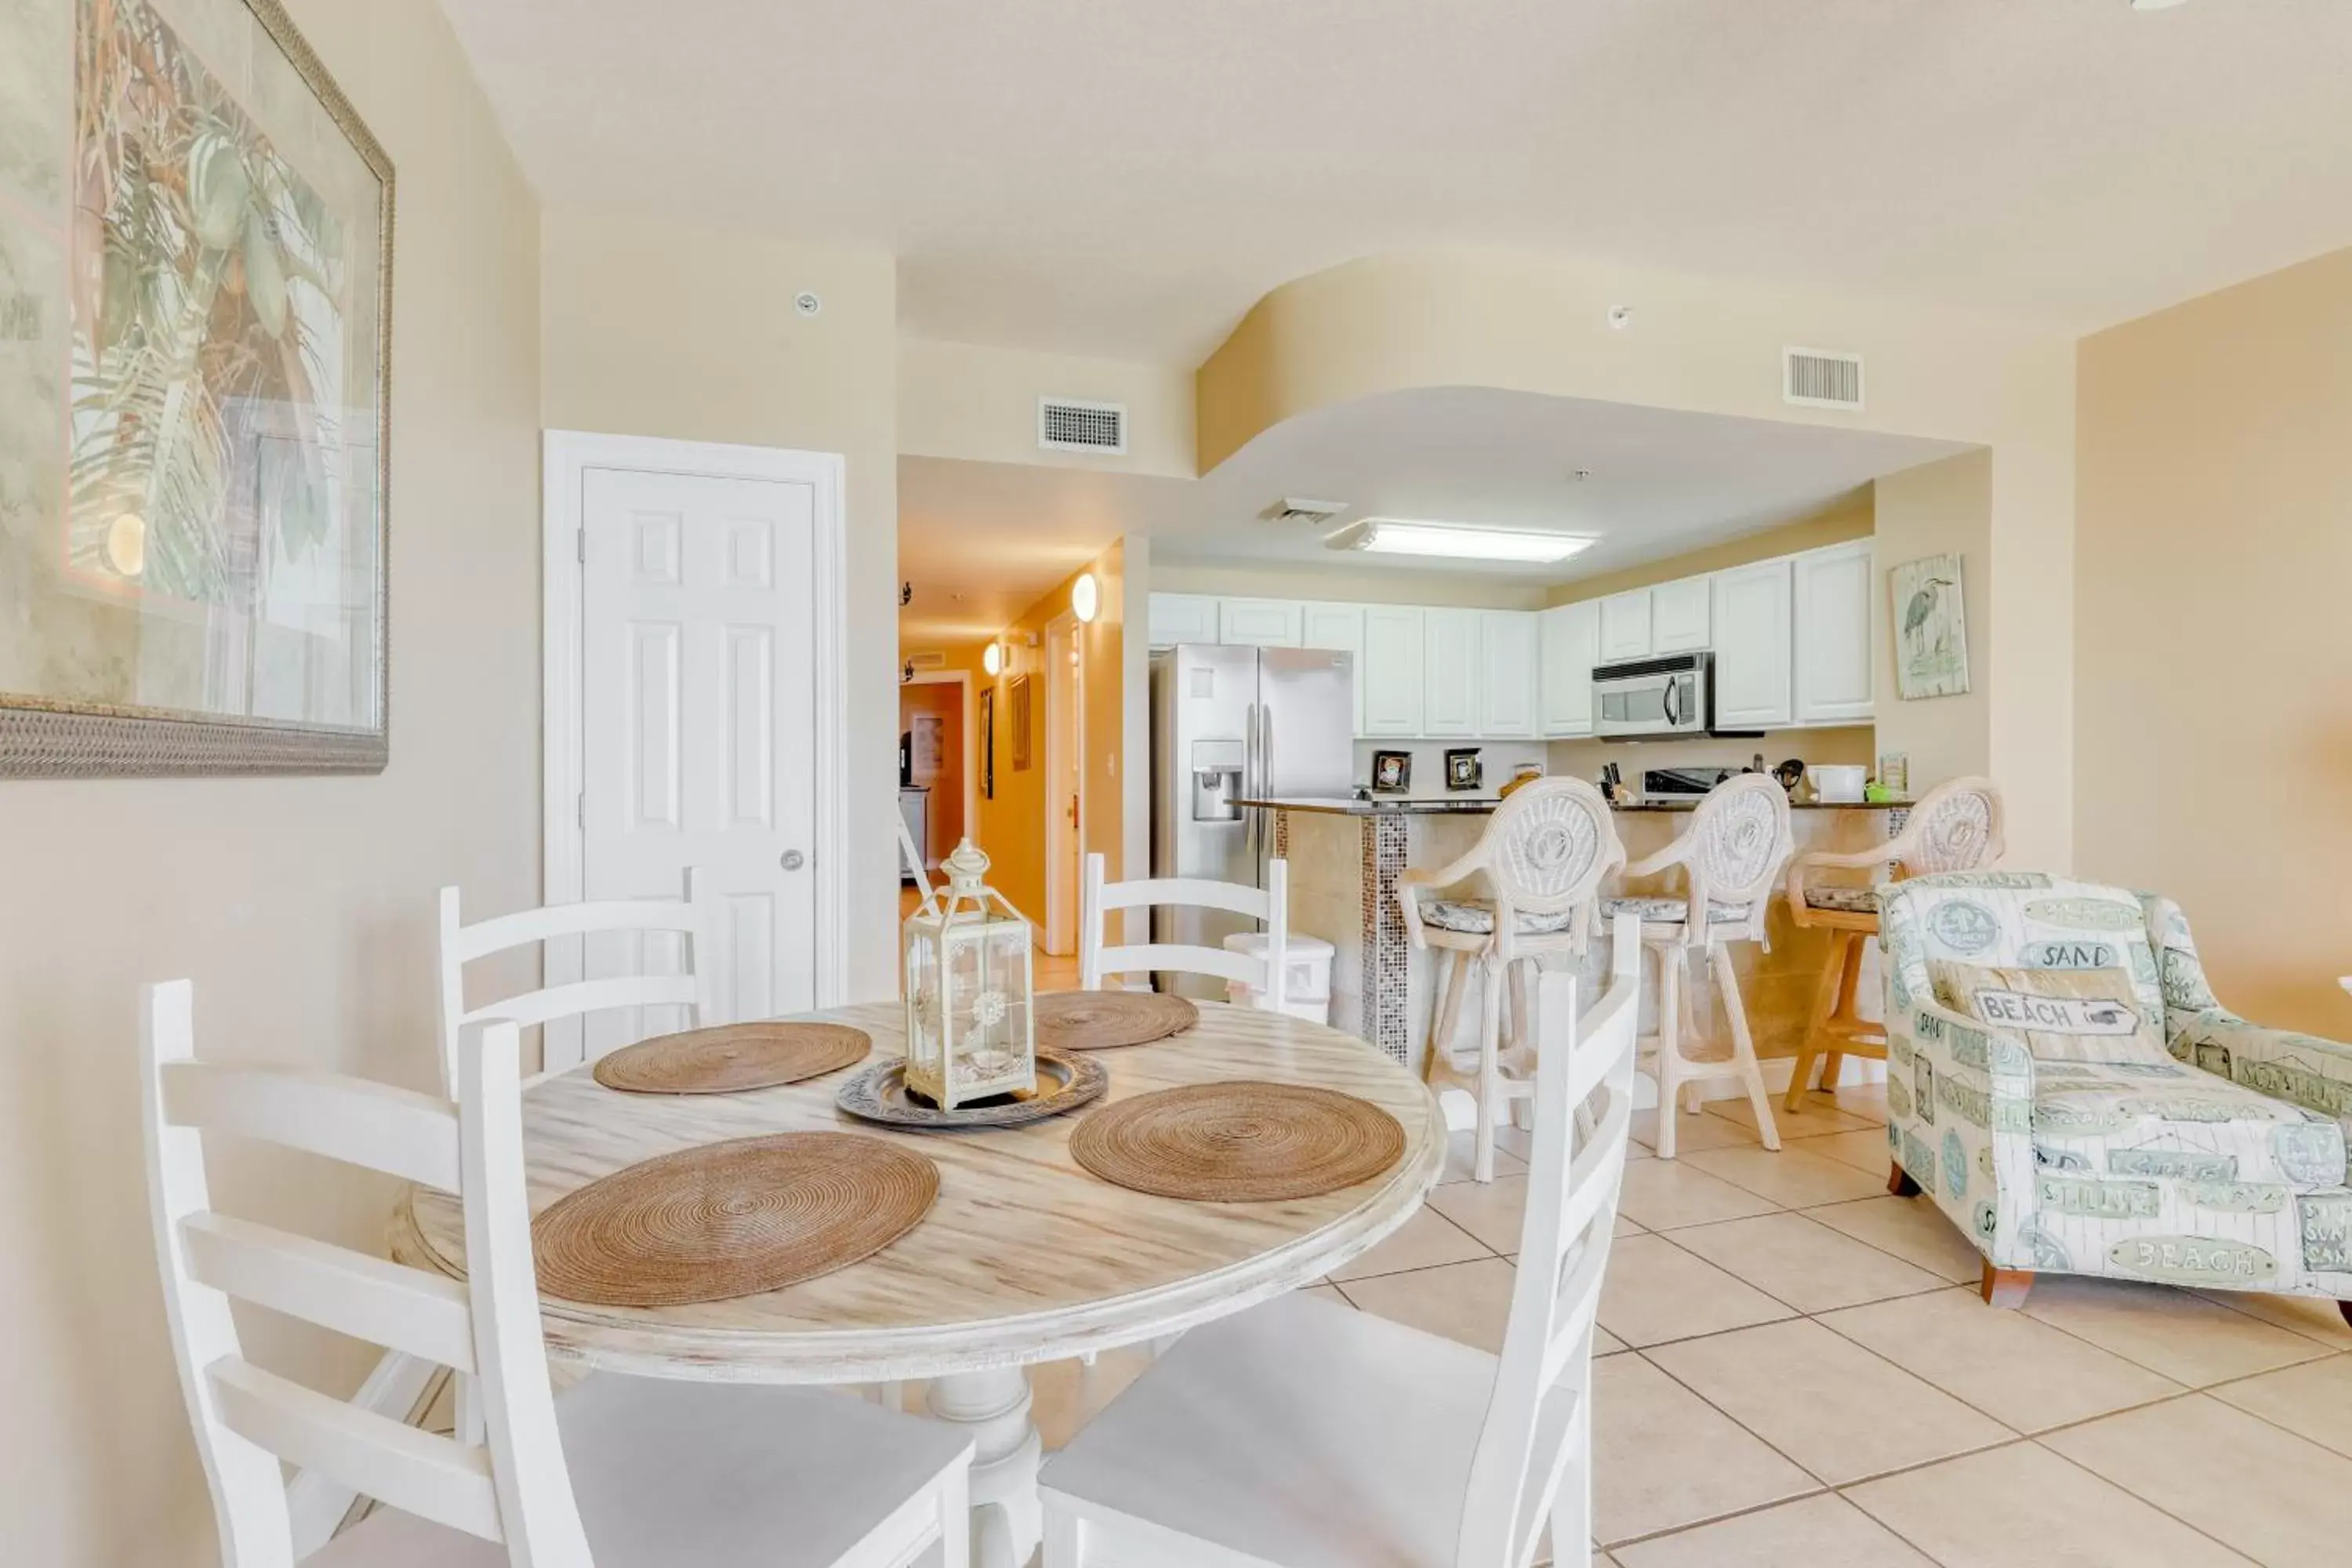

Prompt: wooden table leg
xmin=928 ymin=1366 xmax=1041 ymax=1568
xmin=1888 ymin=1165 xmax=1921 ymax=1198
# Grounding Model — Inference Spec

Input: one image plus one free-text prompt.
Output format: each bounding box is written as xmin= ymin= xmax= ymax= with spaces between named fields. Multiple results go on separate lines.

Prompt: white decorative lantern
xmin=903 ymin=839 xmax=1036 ymax=1109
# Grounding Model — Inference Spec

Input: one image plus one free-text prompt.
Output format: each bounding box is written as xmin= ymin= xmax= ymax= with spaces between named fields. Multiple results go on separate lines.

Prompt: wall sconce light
xmin=1072 ymin=572 xmax=1099 ymax=625
xmin=982 ymin=641 xmax=1004 ymax=677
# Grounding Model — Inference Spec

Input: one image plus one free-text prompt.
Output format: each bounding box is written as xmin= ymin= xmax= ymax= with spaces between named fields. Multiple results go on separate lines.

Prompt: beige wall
xmin=898 ymin=338 xmax=1195 ymax=477
xmin=2076 ymin=246 xmax=2352 ymax=1036
xmin=1874 ymin=449 xmax=1994 ymax=791
xmin=1542 ymin=491 xmax=1875 ymax=607
xmin=1150 ymin=559 xmax=1552 ymax=611
xmin=1194 ymin=250 xmax=2077 ymax=867
xmin=0 ymin=2 xmax=543 ymax=1561
xmin=540 ymin=210 xmax=902 ymax=1000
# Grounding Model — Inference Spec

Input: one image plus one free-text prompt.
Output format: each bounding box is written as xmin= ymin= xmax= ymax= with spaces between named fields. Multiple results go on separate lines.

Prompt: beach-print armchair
xmin=1879 ymin=873 xmax=2352 ymax=1323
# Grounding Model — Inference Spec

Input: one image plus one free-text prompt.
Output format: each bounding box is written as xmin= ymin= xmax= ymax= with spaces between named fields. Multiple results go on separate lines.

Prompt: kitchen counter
xmin=1236 ymin=793 xmax=1905 ymax=815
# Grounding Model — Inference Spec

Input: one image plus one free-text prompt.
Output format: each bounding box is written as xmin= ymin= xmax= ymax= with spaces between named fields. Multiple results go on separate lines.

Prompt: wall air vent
xmin=1783 ymin=347 xmax=1865 ymax=411
xmin=1038 ymin=397 xmax=1128 ymax=455
xmin=904 ymin=650 xmax=947 ymax=671
xmin=1261 ymin=496 xmax=1349 ymax=527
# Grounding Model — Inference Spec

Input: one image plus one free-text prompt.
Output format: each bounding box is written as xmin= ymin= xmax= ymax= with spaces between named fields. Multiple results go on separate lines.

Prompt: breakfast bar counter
xmin=1236 ymin=792 xmax=1908 ymax=1074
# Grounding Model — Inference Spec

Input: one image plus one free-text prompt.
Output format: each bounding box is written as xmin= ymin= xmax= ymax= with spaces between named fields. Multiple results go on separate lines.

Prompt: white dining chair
xmin=440 ymin=868 xmax=721 ymax=1092
xmin=1599 ymin=773 xmax=1790 ymax=1159
xmin=1080 ymin=851 xmax=1288 ymax=1011
xmin=1037 ymin=912 xmax=1643 ymax=1568
xmin=143 ymin=979 xmax=972 ymax=1568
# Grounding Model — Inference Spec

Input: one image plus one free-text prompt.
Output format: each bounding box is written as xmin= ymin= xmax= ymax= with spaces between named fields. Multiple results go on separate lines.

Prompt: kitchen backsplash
xmin=1546 ymin=725 xmax=1875 ymax=789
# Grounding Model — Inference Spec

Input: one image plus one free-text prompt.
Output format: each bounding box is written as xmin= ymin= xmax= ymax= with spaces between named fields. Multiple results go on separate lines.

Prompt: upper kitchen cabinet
xmin=1539 ymin=601 xmax=1601 ymax=737
xmin=1359 ymin=605 xmax=1425 ymax=737
xmin=1598 ymin=590 xmax=1653 ymax=662
xmin=1650 ymin=576 xmax=1713 ymax=654
xmin=1421 ymin=608 xmax=1482 ymax=737
xmin=1148 ymin=593 xmax=1218 ymax=648
xmin=1711 ymin=558 xmax=1795 ymax=729
xmin=1477 ymin=612 xmax=1538 ymax=738
xmin=1217 ymin=597 xmax=1304 ymax=647
xmin=1792 ymin=540 xmax=1875 ymax=724
xmin=1299 ymin=602 xmax=1367 ymax=735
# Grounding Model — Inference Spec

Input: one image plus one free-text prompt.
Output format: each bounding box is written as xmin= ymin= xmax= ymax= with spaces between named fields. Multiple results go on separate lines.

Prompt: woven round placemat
xmin=1035 ymin=989 xmax=1200 ymax=1051
xmin=591 ymin=1022 xmax=870 ymax=1095
xmin=1069 ymin=1082 xmax=1406 ymax=1203
xmin=531 ymin=1132 xmax=936 ymax=1307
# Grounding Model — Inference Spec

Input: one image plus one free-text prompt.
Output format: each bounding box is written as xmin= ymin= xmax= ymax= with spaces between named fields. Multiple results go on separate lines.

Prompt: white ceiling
xmin=898 ymin=389 xmax=1967 ymax=645
xmin=443 ymin=0 xmax=2352 ymax=362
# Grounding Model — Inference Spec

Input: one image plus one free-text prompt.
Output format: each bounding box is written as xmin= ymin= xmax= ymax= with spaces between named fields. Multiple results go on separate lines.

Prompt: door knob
xmin=780 ymin=850 xmax=807 ymax=871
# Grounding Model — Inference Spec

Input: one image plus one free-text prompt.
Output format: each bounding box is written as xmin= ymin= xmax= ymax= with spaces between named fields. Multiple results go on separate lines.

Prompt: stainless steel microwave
xmin=1593 ymin=652 xmax=1714 ymax=739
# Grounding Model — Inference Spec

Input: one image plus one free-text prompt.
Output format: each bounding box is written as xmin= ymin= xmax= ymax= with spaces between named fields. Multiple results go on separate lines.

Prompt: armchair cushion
xmin=1929 ymin=963 xmax=2169 ymax=1065
xmin=1421 ymin=898 xmax=1576 ymax=937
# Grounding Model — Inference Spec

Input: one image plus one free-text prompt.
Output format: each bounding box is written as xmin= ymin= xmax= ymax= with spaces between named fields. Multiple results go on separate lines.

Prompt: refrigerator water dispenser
xmin=1190 ymin=739 xmax=1246 ymax=821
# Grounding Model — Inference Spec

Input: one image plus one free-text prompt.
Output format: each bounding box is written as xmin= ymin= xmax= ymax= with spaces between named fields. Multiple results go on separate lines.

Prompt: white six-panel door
xmin=579 ymin=467 xmax=818 ymax=1058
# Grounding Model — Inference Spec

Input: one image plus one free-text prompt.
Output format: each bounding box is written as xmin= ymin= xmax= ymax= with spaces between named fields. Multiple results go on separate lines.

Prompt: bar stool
xmin=1399 ymin=777 xmax=1625 ymax=1181
xmin=1601 ymin=774 xmax=1791 ymax=1159
xmin=1784 ymin=775 xmax=2005 ymax=1109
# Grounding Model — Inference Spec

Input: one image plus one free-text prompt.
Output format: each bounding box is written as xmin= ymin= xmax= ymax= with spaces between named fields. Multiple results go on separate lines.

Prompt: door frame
xmin=899 ymin=669 xmax=976 ymax=869
xmin=542 ymin=430 xmax=850 ymax=1047
xmin=1042 ymin=612 xmax=1085 ymax=956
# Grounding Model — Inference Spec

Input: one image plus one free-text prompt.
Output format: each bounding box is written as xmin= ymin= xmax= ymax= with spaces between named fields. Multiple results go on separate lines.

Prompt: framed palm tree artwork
xmin=0 ymin=0 xmax=393 ymax=775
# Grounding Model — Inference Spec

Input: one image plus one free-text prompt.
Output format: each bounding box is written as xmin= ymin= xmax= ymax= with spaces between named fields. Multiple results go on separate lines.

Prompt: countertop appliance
xmin=1592 ymin=652 xmax=1760 ymax=739
xmin=1642 ymin=766 xmax=1740 ymax=802
xmin=1151 ymin=644 xmax=1354 ymax=999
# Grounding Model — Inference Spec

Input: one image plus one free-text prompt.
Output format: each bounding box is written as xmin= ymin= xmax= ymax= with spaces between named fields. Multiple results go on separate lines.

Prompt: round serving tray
xmin=834 ymin=1047 xmax=1107 ymax=1130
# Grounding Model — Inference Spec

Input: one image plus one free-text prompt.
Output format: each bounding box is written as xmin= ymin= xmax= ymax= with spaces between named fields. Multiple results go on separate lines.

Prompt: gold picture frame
xmin=0 ymin=0 xmax=395 ymax=776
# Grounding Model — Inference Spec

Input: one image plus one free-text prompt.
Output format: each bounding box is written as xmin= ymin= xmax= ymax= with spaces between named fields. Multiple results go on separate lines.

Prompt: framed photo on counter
xmin=1370 ymin=750 xmax=1412 ymax=793
xmin=1445 ymin=748 xmax=1483 ymax=791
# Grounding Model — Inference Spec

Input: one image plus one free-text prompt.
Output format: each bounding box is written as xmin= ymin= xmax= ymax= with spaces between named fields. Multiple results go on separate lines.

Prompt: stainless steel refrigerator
xmin=1149 ymin=644 xmax=1356 ymax=998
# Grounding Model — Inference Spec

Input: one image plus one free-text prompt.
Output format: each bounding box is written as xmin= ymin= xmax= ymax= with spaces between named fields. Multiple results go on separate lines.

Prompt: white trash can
xmin=1222 ymin=931 xmax=1336 ymax=1025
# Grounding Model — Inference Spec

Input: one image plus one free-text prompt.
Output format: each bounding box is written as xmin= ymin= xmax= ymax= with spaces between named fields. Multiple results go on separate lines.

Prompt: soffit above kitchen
xmin=443 ymin=0 xmax=2352 ymax=363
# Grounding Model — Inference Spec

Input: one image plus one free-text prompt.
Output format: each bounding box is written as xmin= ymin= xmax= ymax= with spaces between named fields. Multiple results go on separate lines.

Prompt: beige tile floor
xmin=1022 ymin=1080 xmax=2352 ymax=1566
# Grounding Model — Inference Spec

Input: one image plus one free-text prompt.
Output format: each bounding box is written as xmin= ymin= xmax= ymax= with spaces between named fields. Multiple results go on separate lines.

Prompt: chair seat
xmin=1802 ymin=884 xmax=1880 ymax=916
xmin=311 ymin=1374 xmax=969 ymax=1568
xmin=1041 ymin=1291 xmax=1534 ymax=1568
xmin=1421 ymin=897 xmax=1577 ymax=937
xmin=1599 ymin=895 xmax=1752 ymax=925
xmin=2030 ymin=1069 xmax=2349 ymax=1192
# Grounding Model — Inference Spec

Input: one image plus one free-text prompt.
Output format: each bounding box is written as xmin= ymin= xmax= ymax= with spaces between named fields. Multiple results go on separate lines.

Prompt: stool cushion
xmin=1421 ymin=898 xmax=1577 ymax=937
xmin=1600 ymin=895 xmax=1752 ymax=925
xmin=1803 ymin=885 xmax=1880 ymax=916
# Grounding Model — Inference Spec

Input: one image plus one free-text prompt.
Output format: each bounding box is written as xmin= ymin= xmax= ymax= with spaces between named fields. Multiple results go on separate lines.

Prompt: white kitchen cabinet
xmin=1217 ymin=597 xmax=1303 ymax=647
xmin=1299 ymin=602 xmax=1367 ymax=735
xmin=1650 ymin=576 xmax=1714 ymax=654
xmin=1538 ymin=601 xmax=1602 ymax=738
xmin=1148 ymin=593 xmax=1219 ymax=648
xmin=1792 ymin=540 xmax=1876 ymax=724
xmin=1598 ymin=590 xmax=1653 ymax=662
xmin=1420 ymin=608 xmax=1481 ymax=738
xmin=1711 ymin=559 xmax=1795 ymax=729
xmin=1359 ymin=606 xmax=1425 ymax=738
xmin=1477 ymin=612 xmax=1538 ymax=738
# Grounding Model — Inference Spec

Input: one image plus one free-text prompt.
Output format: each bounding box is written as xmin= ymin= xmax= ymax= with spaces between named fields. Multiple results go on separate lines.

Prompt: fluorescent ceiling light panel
xmin=1344 ymin=519 xmax=1595 ymax=564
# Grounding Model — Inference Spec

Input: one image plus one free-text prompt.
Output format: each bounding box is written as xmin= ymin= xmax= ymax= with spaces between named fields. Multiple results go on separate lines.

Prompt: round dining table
xmin=393 ymin=996 xmax=1446 ymax=1568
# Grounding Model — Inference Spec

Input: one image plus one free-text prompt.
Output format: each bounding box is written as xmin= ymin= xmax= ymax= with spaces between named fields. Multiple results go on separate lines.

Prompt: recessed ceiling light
xmin=1336 ymin=519 xmax=1595 ymax=564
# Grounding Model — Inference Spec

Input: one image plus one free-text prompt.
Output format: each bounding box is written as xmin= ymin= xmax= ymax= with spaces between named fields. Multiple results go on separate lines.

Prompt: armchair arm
xmin=1623 ymin=839 xmax=1686 ymax=880
xmin=2169 ymin=1008 xmax=2352 ymax=1124
xmin=1889 ymin=993 xmax=2042 ymax=1268
xmin=1783 ymin=843 xmax=1896 ymax=917
xmin=1396 ymin=851 xmax=1489 ymax=952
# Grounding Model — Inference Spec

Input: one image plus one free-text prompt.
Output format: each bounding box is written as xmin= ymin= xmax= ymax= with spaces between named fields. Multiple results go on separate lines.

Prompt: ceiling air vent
xmin=1038 ymin=397 xmax=1128 ymax=456
xmin=1783 ymin=347 xmax=1865 ymax=411
xmin=1261 ymin=496 xmax=1349 ymax=527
